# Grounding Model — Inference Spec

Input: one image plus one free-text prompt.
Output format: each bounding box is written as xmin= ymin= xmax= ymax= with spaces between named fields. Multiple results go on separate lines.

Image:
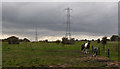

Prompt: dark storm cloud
xmin=2 ymin=2 xmax=118 ymax=39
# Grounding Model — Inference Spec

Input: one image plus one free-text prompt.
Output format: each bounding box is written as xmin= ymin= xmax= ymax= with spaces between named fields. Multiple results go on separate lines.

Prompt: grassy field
xmin=2 ymin=41 xmax=119 ymax=67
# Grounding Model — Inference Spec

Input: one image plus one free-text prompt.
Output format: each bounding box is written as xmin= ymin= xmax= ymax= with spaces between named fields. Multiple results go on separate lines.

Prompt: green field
xmin=2 ymin=41 xmax=119 ymax=67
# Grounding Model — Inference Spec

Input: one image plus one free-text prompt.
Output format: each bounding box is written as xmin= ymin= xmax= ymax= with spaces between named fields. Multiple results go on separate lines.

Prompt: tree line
xmin=2 ymin=36 xmax=30 ymax=44
xmin=1 ymin=35 xmax=119 ymax=44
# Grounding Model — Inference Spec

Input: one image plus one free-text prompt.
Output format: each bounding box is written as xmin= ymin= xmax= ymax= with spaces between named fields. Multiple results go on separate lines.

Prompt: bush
xmin=101 ymin=36 xmax=107 ymax=51
xmin=97 ymin=39 xmax=100 ymax=43
xmin=70 ymin=38 xmax=75 ymax=44
xmin=45 ymin=40 xmax=48 ymax=42
xmin=92 ymin=39 xmax=94 ymax=41
xmin=102 ymin=37 xmax=107 ymax=45
xmin=23 ymin=38 xmax=30 ymax=42
xmin=56 ymin=40 xmax=61 ymax=44
xmin=7 ymin=36 xmax=19 ymax=44
xmin=110 ymin=35 xmax=120 ymax=41
xmin=62 ymin=37 xmax=75 ymax=44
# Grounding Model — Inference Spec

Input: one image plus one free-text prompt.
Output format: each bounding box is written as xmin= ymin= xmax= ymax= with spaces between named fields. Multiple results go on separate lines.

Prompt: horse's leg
xmin=87 ymin=49 xmax=88 ymax=53
xmin=93 ymin=51 xmax=96 ymax=57
xmin=85 ymin=49 xmax=87 ymax=54
xmin=83 ymin=48 xmax=85 ymax=53
xmin=86 ymin=49 xmax=87 ymax=54
xmin=83 ymin=49 xmax=85 ymax=53
xmin=95 ymin=52 xmax=97 ymax=57
xmin=88 ymin=49 xmax=90 ymax=53
xmin=83 ymin=48 xmax=85 ymax=54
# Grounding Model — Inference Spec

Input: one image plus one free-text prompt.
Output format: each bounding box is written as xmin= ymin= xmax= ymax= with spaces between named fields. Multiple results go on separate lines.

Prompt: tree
xmin=107 ymin=39 xmax=110 ymax=41
xmin=23 ymin=38 xmax=30 ymax=42
xmin=85 ymin=39 xmax=87 ymax=41
xmin=56 ymin=40 xmax=61 ymax=44
xmin=111 ymin=35 xmax=120 ymax=41
xmin=62 ymin=37 xmax=75 ymax=44
xmin=102 ymin=37 xmax=107 ymax=45
xmin=97 ymin=39 xmax=100 ymax=43
xmin=69 ymin=38 xmax=75 ymax=44
xmin=45 ymin=40 xmax=48 ymax=42
xmin=2 ymin=39 xmax=8 ymax=42
xmin=102 ymin=36 xmax=107 ymax=51
xmin=7 ymin=36 xmax=19 ymax=44
xmin=92 ymin=39 xmax=94 ymax=41
xmin=19 ymin=39 xmax=23 ymax=42
xmin=62 ymin=37 xmax=68 ymax=44
xmin=76 ymin=39 xmax=79 ymax=41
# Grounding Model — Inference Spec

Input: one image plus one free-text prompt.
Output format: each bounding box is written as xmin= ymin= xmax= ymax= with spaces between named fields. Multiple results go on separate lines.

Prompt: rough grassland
xmin=2 ymin=41 xmax=119 ymax=67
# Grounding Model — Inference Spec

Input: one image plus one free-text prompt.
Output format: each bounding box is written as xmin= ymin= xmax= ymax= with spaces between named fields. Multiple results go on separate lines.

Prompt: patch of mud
xmin=106 ymin=62 xmax=119 ymax=67
xmin=74 ymin=52 xmax=119 ymax=67
xmin=47 ymin=50 xmax=119 ymax=67
xmin=83 ymin=55 xmax=119 ymax=67
xmin=49 ymin=64 xmax=68 ymax=67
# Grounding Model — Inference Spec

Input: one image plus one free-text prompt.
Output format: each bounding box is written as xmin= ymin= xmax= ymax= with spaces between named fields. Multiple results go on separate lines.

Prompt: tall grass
xmin=2 ymin=41 xmax=119 ymax=67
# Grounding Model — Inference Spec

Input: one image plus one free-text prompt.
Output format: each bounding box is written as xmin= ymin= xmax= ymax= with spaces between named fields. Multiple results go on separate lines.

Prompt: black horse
xmin=81 ymin=41 xmax=91 ymax=54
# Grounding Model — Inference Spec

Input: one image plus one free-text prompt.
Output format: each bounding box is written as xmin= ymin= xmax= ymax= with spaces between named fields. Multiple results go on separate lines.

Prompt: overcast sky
xmin=2 ymin=2 xmax=118 ymax=41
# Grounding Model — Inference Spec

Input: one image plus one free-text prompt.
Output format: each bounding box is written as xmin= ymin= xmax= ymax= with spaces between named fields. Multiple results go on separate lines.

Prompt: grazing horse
xmin=93 ymin=47 xmax=98 ymax=57
xmin=81 ymin=41 xmax=91 ymax=54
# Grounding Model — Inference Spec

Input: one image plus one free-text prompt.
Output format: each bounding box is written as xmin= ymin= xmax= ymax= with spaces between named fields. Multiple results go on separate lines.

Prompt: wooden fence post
xmin=98 ymin=47 xmax=100 ymax=55
xmin=92 ymin=46 xmax=93 ymax=53
xmin=108 ymin=49 xmax=110 ymax=57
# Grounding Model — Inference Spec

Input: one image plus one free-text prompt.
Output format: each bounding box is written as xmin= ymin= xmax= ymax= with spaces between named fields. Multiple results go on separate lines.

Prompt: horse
xmin=93 ymin=47 xmax=98 ymax=57
xmin=81 ymin=41 xmax=91 ymax=54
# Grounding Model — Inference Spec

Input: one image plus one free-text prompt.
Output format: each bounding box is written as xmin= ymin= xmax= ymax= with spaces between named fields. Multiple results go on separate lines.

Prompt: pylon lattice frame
xmin=65 ymin=8 xmax=72 ymax=40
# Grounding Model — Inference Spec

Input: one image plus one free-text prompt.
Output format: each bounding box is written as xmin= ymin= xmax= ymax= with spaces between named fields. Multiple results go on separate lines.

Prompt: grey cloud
xmin=2 ymin=2 xmax=118 ymax=40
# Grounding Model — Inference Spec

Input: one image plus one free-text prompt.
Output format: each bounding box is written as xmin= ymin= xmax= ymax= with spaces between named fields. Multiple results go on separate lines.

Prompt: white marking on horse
xmin=84 ymin=43 xmax=88 ymax=48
